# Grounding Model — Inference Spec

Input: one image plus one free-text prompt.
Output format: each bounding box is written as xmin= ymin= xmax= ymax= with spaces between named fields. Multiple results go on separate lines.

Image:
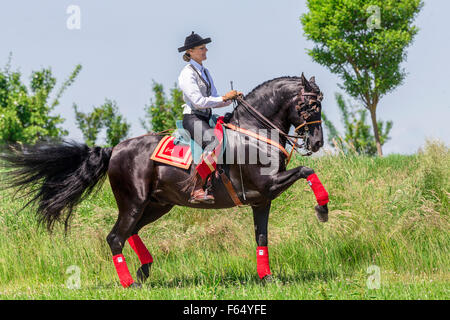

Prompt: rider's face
xmin=188 ymin=45 xmax=208 ymax=64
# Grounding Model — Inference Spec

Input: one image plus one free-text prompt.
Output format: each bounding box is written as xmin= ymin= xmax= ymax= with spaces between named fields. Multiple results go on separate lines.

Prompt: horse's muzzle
xmin=311 ymin=140 xmax=323 ymax=153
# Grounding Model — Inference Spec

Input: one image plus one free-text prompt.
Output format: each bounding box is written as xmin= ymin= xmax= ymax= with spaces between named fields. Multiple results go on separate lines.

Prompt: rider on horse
xmin=178 ymin=31 xmax=242 ymax=204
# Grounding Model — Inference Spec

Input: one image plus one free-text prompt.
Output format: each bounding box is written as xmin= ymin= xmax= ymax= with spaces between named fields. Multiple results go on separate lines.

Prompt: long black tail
xmin=0 ymin=140 xmax=112 ymax=232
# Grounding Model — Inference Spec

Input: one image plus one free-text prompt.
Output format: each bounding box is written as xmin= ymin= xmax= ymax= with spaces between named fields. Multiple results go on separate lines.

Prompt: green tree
xmin=101 ymin=99 xmax=131 ymax=147
xmin=301 ymin=0 xmax=423 ymax=156
xmin=73 ymin=104 xmax=104 ymax=147
xmin=323 ymin=93 xmax=392 ymax=155
xmin=141 ymin=81 xmax=184 ymax=132
xmin=74 ymin=99 xmax=130 ymax=147
xmin=0 ymin=54 xmax=81 ymax=144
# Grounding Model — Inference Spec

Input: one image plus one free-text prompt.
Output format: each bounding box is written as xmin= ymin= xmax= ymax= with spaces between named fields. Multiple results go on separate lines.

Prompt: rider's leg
xmin=182 ymin=113 xmax=216 ymax=203
xmin=182 ymin=113 xmax=214 ymax=150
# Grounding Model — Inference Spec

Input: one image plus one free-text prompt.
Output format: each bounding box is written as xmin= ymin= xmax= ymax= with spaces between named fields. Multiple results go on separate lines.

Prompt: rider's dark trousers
xmin=182 ymin=112 xmax=218 ymax=183
xmin=182 ymin=112 xmax=215 ymax=151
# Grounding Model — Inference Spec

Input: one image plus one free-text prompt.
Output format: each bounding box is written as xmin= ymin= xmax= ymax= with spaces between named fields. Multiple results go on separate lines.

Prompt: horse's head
xmin=235 ymin=75 xmax=324 ymax=153
xmin=287 ymin=73 xmax=324 ymax=153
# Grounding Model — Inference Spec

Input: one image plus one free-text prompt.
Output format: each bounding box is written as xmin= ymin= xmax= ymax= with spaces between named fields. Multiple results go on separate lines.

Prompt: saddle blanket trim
xmin=150 ymin=136 xmax=192 ymax=169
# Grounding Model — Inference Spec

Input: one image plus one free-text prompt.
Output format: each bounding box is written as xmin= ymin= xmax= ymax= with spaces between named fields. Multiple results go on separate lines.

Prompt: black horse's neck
xmin=229 ymin=76 xmax=302 ymax=145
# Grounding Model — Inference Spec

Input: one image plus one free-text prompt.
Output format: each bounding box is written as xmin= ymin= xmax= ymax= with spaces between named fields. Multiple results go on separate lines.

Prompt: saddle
xmin=150 ymin=115 xmax=242 ymax=206
xmin=150 ymin=115 xmax=227 ymax=167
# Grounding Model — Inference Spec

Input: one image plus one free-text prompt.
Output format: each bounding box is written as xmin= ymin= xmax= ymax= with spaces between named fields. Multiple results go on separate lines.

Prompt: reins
xmin=236 ymin=96 xmax=300 ymax=145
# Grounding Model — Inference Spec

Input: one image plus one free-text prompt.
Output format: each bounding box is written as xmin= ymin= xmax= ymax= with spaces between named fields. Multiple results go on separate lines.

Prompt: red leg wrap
xmin=256 ymin=246 xmax=271 ymax=279
xmin=307 ymin=173 xmax=329 ymax=206
xmin=128 ymin=234 xmax=153 ymax=265
xmin=112 ymin=254 xmax=134 ymax=288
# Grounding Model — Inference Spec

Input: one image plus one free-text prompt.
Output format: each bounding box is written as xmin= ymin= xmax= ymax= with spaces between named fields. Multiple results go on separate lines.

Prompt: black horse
xmin=0 ymin=73 xmax=329 ymax=288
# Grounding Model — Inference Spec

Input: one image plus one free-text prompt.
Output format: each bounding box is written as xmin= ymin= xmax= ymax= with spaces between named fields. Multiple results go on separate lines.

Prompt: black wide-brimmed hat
xmin=178 ymin=31 xmax=211 ymax=52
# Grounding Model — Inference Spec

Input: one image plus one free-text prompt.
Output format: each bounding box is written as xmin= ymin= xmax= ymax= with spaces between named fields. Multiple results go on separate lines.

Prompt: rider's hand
xmin=222 ymin=90 xmax=243 ymax=102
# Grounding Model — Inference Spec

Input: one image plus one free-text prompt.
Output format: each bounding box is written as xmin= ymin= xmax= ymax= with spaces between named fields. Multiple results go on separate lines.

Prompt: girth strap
xmin=217 ymin=169 xmax=243 ymax=206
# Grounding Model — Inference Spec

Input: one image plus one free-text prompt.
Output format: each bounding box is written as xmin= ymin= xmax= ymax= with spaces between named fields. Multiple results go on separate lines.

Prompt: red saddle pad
xmin=150 ymin=136 xmax=192 ymax=169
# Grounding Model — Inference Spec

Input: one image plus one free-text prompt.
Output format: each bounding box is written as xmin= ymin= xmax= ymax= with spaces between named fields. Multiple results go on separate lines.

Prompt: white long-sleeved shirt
xmin=178 ymin=59 xmax=231 ymax=115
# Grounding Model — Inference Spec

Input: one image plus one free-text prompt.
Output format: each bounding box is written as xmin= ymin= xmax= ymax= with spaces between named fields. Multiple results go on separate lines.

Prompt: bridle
xmin=294 ymin=86 xmax=323 ymax=132
xmin=289 ymin=87 xmax=324 ymax=158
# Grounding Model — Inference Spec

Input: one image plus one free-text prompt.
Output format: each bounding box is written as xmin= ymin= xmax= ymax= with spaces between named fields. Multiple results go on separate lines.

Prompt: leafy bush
xmin=0 ymin=54 xmax=81 ymax=144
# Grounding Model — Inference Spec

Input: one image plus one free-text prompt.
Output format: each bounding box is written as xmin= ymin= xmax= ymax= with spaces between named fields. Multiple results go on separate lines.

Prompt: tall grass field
xmin=0 ymin=140 xmax=448 ymax=300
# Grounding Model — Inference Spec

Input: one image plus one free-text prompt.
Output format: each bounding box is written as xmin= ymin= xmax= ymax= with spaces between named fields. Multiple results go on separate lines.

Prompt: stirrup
xmin=189 ymin=188 xmax=215 ymax=204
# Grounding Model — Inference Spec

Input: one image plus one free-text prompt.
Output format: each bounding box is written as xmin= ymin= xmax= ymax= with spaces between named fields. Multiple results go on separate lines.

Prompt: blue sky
xmin=1 ymin=0 xmax=448 ymax=154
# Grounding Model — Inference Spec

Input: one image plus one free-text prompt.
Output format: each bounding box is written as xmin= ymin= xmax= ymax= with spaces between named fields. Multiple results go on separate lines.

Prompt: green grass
xmin=0 ymin=140 xmax=448 ymax=299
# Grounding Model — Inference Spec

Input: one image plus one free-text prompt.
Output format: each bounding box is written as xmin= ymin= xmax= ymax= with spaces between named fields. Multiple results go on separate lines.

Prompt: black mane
xmin=238 ymin=76 xmax=303 ymax=120
xmin=229 ymin=76 xmax=304 ymax=135
xmin=244 ymin=76 xmax=301 ymax=101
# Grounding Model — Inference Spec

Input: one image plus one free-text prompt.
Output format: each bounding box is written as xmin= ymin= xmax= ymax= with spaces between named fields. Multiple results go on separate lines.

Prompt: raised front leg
xmin=267 ymin=166 xmax=313 ymax=199
xmin=252 ymin=202 xmax=273 ymax=281
xmin=268 ymin=166 xmax=329 ymax=222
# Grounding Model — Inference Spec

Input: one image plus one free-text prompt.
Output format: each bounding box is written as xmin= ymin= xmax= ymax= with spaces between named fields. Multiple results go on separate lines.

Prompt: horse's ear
xmin=301 ymin=72 xmax=307 ymax=85
xmin=301 ymin=73 xmax=312 ymax=91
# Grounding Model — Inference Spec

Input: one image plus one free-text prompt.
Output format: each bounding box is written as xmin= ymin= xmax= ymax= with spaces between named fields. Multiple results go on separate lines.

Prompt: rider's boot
xmin=188 ymin=172 xmax=215 ymax=204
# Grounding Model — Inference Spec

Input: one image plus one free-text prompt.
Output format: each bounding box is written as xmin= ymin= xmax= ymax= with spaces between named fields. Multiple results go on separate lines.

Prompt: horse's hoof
xmin=136 ymin=263 xmax=151 ymax=283
xmin=315 ymin=204 xmax=328 ymax=223
xmin=129 ymin=282 xmax=142 ymax=289
xmin=262 ymin=274 xmax=273 ymax=283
